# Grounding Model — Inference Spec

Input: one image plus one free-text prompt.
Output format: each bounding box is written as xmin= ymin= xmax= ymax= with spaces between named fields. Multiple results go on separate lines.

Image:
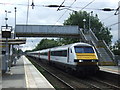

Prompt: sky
xmin=0 ymin=0 xmax=119 ymax=51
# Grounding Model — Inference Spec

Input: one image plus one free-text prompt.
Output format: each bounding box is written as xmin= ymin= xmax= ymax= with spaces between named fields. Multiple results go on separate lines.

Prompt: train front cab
xmin=73 ymin=46 xmax=99 ymax=74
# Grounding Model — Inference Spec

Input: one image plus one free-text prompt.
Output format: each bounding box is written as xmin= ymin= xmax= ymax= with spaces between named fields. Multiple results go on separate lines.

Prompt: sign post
xmin=1 ymin=26 xmax=12 ymax=72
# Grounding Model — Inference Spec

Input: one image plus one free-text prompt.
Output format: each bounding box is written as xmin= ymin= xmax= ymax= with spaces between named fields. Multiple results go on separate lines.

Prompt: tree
xmin=32 ymin=39 xmax=60 ymax=51
xmin=112 ymin=39 xmax=120 ymax=55
xmin=63 ymin=11 xmax=112 ymax=45
xmin=56 ymin=38 xmax=80 ymax=45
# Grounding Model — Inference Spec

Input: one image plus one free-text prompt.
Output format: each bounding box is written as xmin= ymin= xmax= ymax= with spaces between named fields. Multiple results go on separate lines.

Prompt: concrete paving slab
xmin=2 ymin=57 xmax=26 ymax=88
xmin=2 ymin=55 xmax=55 ymax=89
xmin=23 ymin=55 xmax=55 ymax=89
xmin=99 ymin=66 xmax=120 ymax=75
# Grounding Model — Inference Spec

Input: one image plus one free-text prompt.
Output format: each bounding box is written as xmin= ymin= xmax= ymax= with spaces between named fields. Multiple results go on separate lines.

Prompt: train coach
xmin=27 ymin=42 xmax=99 ymax=75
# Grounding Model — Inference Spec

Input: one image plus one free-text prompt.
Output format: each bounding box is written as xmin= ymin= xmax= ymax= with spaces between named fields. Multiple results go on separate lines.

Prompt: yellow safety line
xmin=99 ymin=62 xmax=116 ymax=66
xmin=0 ymin=46 xmax=7 ymax=47
xmin=23 ymin=57 xmax=29 ymax=88
xmin=100 ymin=67 xmax=120 ymax=74
xmin=96 ymin=46 xmax=104 ymax=48
xmin=28 ymin=58 xmax=55 ymax=88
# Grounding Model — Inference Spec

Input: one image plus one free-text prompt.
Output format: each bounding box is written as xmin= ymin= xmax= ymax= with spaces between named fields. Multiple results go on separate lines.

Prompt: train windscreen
xmin=74 ymin=46 xmax=94 ymax=53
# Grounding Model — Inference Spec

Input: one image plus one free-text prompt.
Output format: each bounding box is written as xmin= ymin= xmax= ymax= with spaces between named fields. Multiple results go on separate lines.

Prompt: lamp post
xmin=4 ymin=10 xmax=11 ymax=72
xmin=89 ymin=11 xmax=93 ymax=31
xmin=5 ymin=10 xmax=11 ymax=29
xmin=14 ymin=7 xmax=17 ymax=39
xmin=83 ymin=19 xmax=86 ymax=32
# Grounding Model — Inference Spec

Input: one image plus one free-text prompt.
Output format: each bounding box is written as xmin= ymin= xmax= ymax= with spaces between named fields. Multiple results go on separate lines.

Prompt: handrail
xmin=79 ymin=28 xmax=87 ymax=41
xmin=101 ymin=40 xmax=115 ymax=60
xmin=89 ymin=29 xmax=115 ymax=61
xmin=90 ymin=40 xmax=103 ymax=60
xmin=79 ymin=28 xmax=115 ymax=63
xmin=89 ymin=29 xmax=98 ymax=42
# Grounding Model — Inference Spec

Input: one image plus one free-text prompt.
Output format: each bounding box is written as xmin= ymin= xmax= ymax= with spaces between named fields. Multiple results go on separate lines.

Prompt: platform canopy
xmin=0 ymin=39 xmax=26 ymax=45
xmin=15 ymin=25 xmax=80 ymax=38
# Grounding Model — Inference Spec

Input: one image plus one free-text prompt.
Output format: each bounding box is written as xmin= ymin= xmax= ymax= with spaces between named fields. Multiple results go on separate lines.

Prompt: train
xmin=27 ymin=42 xmax=99 ymax=75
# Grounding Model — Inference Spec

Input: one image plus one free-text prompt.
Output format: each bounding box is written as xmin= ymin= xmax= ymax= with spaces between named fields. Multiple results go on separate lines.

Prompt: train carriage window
xmin=74 ymin=46 xmax=94 ymax=53
xmin=70 ymin=49 xmax=72 ymax=53
xmin=62 ymin=50 xmax=67 ymax=56
xmin=41 ymin=52 xmax=48 ymax=56
xmin=51 ymin=50 xmax=67 ymax=57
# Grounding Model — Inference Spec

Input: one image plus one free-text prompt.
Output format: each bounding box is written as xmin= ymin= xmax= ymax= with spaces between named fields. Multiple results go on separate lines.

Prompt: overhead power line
xmin=114 ymin=5 xmax=120 ymax=15
xmin=57 ymin=0 xmax=66 ymax=11
xmin=100 ymin=14 xmax=115 ymax=22
xmin=54 ymin=0 xmax=76 ymax=25
xmin=45 ymin=5 xmax=65 ymax=7
xmin=107 ymin=22 xmax=120 ymax=27
xmin=0 ymin=2 xmax=118 ymax=12
xmin=80 ymin=0 xmax=96 ymax=11
xmin=0 ymin=2 xmax=44 ymax=7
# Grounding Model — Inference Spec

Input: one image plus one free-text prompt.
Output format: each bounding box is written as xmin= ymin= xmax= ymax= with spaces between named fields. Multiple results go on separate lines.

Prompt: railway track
xmin=28 ymin=57 xmax=74 ymax=89
xmin=27 ymin=56 xmax=120 ymax=90
xmin=87 ymin=77 xmax=120 ymax=89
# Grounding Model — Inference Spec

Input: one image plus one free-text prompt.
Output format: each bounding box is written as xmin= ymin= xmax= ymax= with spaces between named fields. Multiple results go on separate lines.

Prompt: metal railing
xmin=79 ymin=28 xmax=115 ymax=63
xmin=86 ymin=29 xmax=115 ymax=62
xmin=79 ymin=29 xmax=87 ymax=41
xmin=99 ymin=40 xmax=115 ymax=61
xmin=90 ymin=40 xmax=103 ymax=61
xmin=89 ymin=29 xmax=98 ymax=43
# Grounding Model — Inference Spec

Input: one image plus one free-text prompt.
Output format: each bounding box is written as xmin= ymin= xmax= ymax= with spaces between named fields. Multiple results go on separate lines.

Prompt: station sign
xmin=2 ymin=31 xmax=11 ymax=38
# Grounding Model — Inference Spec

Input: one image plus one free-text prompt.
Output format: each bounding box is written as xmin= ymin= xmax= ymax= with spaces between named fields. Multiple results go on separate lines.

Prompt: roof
xmin=29 ymin=42 xmax=92 ymax=53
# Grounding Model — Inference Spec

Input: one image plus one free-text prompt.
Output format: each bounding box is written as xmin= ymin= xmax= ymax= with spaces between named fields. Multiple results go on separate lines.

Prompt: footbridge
xmin=15 ymin=25 xmax=116 ymax=65
xmin=15 ymin=25 xmax=80 ymax=38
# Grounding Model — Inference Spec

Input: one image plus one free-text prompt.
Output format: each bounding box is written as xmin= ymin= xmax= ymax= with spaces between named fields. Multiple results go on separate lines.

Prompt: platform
xmin=99 ymin=66 xmax=120 ymax=75
xmin=23 ymin=55 xmax=54 ymax=89
xmin=2 ymin=55 xmax=55 ymax=89
xmin=2 ymin=56 xmax=26 ymax=88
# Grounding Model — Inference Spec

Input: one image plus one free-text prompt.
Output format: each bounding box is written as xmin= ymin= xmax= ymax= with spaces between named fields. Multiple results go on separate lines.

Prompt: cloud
xmin=0 ymin=0 xmax=119 ymax=51
xmin=0 ymin=0 xmax=118 ymax=26
xmin=20 ymin=37 xmax=42 ymax=51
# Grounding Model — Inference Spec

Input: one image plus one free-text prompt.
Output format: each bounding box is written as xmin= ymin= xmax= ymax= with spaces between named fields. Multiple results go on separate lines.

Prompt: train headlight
xmin=79 ymin=60 xmax=83 ymax=62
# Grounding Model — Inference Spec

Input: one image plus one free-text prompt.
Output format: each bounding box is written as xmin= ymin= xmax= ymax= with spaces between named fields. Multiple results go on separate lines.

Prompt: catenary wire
xmin=80 ymin=0 xmax=96 ymax=11
xmin=0 ymin=2 xmax=117 ymax=12
xmin=100 ymin=14 xmax=115 ymax=22
xmin=57 ymin=0 xmax=66 ymax=11
xmin=106 ymin=22 xmax=120 ymax=27
xmin=54 ymin=0 xmax=76 ymax=25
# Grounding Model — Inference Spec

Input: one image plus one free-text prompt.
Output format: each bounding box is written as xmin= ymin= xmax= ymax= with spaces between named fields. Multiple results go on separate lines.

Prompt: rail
xmin=89 ymin=77 xmax=120 ymax=89
xmin=28 ymin=56 xmax=104 ymax=89
xmin=29 ymin=57 xmax=75 ymax=90
xmin=28 ymin=56 xmax=120 ymax=89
